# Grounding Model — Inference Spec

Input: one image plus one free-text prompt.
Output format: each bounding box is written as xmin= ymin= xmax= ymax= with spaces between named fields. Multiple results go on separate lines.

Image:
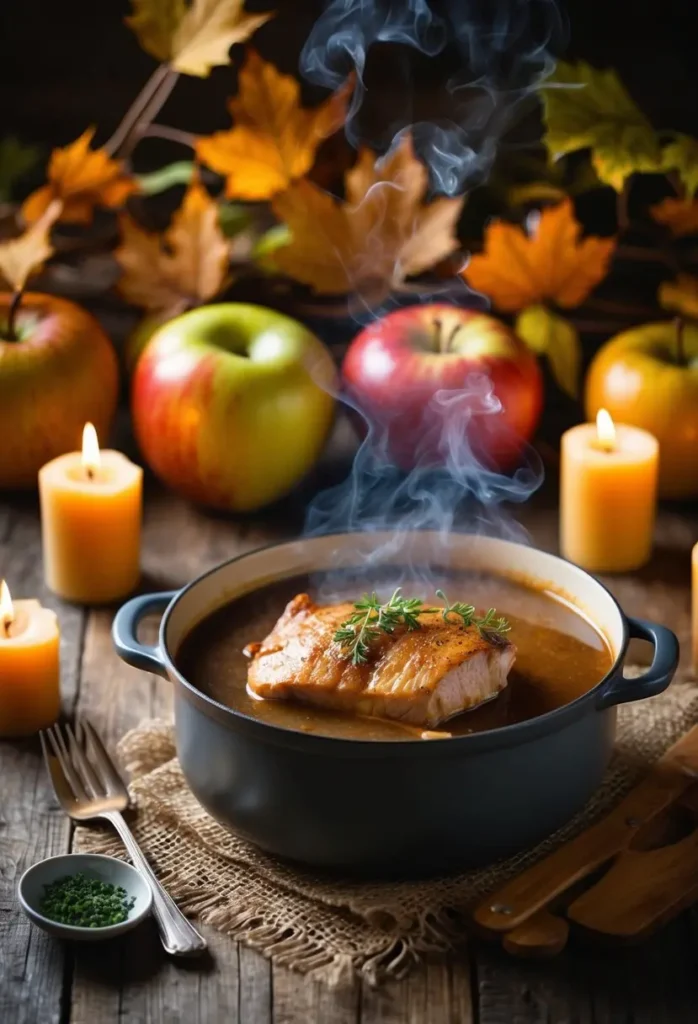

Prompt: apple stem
xmin=675 ymin=316 xmax=686 ymax=365
xmin=446 ymin=324 xmax=463 ymax=350
xmin=4 ymin=289 xmax=22 ymax=342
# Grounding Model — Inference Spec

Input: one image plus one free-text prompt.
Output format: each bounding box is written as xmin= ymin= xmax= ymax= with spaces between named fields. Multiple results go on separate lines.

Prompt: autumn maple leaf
xmin=22 ymin=129 xmax=137 ymax=225
xmin=463 ymin=200 xmax=616 ymax=312
xmin=196 ymin=50 xmax=352 ymax=200
xmin=115 ymin=177 xmax=230 ymax=318
xmin=540 ymin=61 xmax=662 ymax=191
xmin=127 ymin=0 xmax=272 ymax=78
xmin=661 ymin=135 xmax=698 ymax=198
xmin=658 ymin=275 xmax=698 ymax=320
xmin=650 ymin=197 xmax=698 ymax=238
xmin=269 ymin=133 xmax=464 ymax=300
xmin=0 ymin=201 xmax=62 ymax=292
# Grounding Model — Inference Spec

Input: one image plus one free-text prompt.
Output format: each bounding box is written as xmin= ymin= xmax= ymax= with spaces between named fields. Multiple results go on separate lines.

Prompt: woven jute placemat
xmin=75 ymin=677 xmax=698 ymax=986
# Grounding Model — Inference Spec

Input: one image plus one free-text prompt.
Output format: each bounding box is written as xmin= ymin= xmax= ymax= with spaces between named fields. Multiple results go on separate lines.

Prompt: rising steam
xmin=301 ymin=0 xmax=565 ymax=194
xmin=300 ymin=0 xmax=555 ymax=564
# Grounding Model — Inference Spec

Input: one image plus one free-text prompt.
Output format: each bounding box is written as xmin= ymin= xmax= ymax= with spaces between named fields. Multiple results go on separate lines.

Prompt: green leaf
xmin=540 ymin=60 xmax=662 ymax=191
xmin=252 ymin=223 xmax=292 ymax=270
xmin=136 ymin=161 xmax=195 ymax=195
xmin=0 ymin=137 xmax=41 ymax=203
xmin=661 ymin=135 xmax=698 ymax=197
xmin=516 ymin=304 xmax=581 ymax=399
xmin=218 ymin=202 xmax=252 ymax=238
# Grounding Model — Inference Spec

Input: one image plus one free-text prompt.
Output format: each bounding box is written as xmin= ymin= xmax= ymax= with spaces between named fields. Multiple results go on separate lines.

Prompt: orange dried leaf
xmin=463 ymin=199 xmax=615 ymax=312
xmin=658 ymin=275 xmax=698 ymax=319
xmin=0 ymin=200 xmax=62 ymax=292
xmin=270 ymin=133 xmax=464 ymax=298
xmin=116 ymin=178 xmax=230 ymax=317
xmin=22 ymin=129 xmax=137 ymax=225
xmin=127 ymin=0 xmax=272 ymax=77
xmin=650 ymin=197 xmax=698 ymax=238
xmin=196 ymin=51 xmax=352 ymax=200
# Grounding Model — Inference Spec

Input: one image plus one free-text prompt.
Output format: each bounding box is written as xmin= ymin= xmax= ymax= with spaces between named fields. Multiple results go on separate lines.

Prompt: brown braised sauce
xmin=176 ymin=572 xmax=614 ymax=741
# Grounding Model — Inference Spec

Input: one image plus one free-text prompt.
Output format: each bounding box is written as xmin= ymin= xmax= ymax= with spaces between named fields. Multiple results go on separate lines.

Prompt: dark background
xmin=1 ymin=0 xmax=696 ymax=174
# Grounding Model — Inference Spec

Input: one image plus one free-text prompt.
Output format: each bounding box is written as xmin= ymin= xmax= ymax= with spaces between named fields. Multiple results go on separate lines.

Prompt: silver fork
xmin=40 ymin=719 xmax=207 ymax=956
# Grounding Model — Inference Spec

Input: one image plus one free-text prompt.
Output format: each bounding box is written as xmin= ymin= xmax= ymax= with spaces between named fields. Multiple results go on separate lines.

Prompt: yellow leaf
xmin=196 ymin=50 xmax=352 ymax=200
xmin=21 ymin=129 xmax=137 ymax=224
xmin=658 ymin=275 xmax=698 ymax=320
xmin=270 ymin=133 xmax=464 ymax=299
xmin=463 ymin=199 xmax=615 ymax=313
xmin=650 ymin=197 xmax=698 ymax=237
xmin=115 ymin=178 xmax=230 ymax=316
xmin=0 ymin=200 xmax=62 ymax=292
xmin=127 ymin=0 xmax=272 ymax=77
xmin=540 ymin=61 xmax=662 ymax=191
xmin=515 ymin=304 xmax=581 ymax=398
xmin=661 ymin=135 xmax=698 ymax=197
xmin=126 ymin=0 xmax=187 ymax=63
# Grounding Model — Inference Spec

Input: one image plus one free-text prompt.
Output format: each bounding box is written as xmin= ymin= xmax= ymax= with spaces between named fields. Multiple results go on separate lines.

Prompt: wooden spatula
xmin=473 ymin=723 xmax=698 ymax=938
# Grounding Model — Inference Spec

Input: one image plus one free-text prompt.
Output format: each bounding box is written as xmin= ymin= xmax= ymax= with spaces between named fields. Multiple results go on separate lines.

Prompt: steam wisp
xmin=302 ymin=0 xmax=564 ymax=194
xmin=299 ymin=0 xmax=554 ymax=583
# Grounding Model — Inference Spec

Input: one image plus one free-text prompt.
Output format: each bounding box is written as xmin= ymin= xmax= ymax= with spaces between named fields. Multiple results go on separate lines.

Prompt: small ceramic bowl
xmin=18 ymin=853 xmax=153 ymax=942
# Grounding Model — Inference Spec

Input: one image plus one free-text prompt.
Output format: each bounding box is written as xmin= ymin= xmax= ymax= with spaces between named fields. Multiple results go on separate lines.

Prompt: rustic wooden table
xmin=3 ymin=451 xmax=698 ymax=1024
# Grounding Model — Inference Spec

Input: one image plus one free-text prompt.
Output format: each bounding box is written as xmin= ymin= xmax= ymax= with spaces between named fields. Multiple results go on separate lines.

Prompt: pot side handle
xmin=112 ymin=592 xmax=176 ymax=679
xmin=596 ymin=617 xmax=679 ymax=710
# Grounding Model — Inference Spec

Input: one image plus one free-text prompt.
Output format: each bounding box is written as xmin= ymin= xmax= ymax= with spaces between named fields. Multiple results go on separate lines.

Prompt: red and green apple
xmin=131 ymin=303 xmax=336 ymax=511
xmin=0 ymin=292 xmax=119 ymax=488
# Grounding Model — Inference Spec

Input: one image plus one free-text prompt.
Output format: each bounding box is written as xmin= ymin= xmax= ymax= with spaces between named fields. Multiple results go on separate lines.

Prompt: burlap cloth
xmin=75 ymin=676 xmax=698 ymax=986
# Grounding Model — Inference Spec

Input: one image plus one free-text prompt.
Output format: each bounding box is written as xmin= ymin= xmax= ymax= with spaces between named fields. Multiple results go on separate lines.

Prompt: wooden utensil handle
xmin=473 ymin=723 xmax=698 ymax=935
xmin=567 ymin=827 xmax=698 ymax=939
xmin=502 ymin=910 xmax=570 ymax=958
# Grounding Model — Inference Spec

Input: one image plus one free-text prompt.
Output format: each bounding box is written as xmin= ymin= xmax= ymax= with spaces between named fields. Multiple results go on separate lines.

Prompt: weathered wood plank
xmin=0 ymin=496 xmax=85 ymax=1024
xmin=474 ymin=916 xmax=698 ymax=1024
xmin=361 ymin=959 xmax=473 ymax=1024
xmin=70 ymin=923 xmax=240 ymax=1024
xmin=238 ymin=947 xmax=272 ymax=1024
xmin=272 ymin=962 xmax=359 ymax=1024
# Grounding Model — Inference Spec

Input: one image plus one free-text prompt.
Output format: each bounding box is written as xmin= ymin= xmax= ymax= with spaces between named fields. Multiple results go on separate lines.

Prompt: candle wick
xmin=2 ymin=616 xmax=11 ymax=638
xmin=86 ymin=467 xmax=94 ymax=481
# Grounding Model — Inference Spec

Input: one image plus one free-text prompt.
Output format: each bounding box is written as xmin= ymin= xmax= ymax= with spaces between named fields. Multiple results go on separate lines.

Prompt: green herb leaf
xmin=334 ymin=589 xmax=510 ymax=665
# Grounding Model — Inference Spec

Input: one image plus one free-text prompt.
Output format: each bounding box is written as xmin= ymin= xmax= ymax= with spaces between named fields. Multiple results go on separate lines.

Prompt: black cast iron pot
xmin=112 ymin=531 xmax=678 ymax=875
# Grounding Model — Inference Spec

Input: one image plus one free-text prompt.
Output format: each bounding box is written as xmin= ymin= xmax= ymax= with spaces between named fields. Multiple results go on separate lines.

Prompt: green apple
xmin=131 ymin=303 xmax=336 ymax=511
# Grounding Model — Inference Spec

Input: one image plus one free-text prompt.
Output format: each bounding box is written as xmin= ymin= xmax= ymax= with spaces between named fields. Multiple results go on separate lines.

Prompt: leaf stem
xmin=4 ymin=288 xmax=23 ymax=342
xmin=104 ymin=64 xmax=171 ymax=156
xmin=675 ymin=316 xmax=686 ymax=365
xmin=140 ymin=124 xmax=199 ymax=148
xmin=120 ymin=69 xmax=180 ymax=160
xmin=616 ymin=180 xmax=631 ymax=233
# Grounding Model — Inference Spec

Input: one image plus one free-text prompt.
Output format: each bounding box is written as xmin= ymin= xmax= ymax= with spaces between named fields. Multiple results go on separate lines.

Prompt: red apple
xmin=342 ymin=305 xmax=543 ymax=470
xmin=132 ymin=303 xmax=336 ymax=511
xmin=0 ymin=292 xmax=119 ymax=489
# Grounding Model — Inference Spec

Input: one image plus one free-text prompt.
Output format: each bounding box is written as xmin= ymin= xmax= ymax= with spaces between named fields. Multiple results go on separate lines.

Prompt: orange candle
xmin=0 ymin=580 xmax=60 ymax=736
xmin=560 ymin=409 xmax=659 ymax=573
xmin=692 ymin=543 xmax=698 ymax=676
xmin=39 ymin=424 xmax=143 ymax=604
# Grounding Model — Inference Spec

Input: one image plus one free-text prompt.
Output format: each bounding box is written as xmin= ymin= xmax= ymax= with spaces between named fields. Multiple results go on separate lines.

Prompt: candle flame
xmin=82 ymin=422 xmax=101 ymax=476
xmin=596 ymin=408 xmax=616 ymax=452
xmin=0 ymin=579 xmax=13 ymax=632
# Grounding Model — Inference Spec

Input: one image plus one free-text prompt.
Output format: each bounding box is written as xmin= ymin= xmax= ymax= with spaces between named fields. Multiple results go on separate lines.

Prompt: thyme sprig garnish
xmin=333 ymin=587 xmax=510 ymax=665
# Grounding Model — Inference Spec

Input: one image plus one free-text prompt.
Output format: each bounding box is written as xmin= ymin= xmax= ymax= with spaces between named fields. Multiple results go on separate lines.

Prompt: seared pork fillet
xmin=244 ymin=594 xmax=515 ymax=728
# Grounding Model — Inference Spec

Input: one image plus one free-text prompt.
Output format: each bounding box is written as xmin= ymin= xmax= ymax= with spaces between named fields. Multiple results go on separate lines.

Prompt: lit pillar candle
xmin=0 ymin=580 xmax=60 ymax=736
xmin=560 ymin=409 xmax=659 ymax=573
xmin=692 ymin=543 xmax=698 ymax=676
xmin=39 ymin=424 xmax=143 ymax=604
